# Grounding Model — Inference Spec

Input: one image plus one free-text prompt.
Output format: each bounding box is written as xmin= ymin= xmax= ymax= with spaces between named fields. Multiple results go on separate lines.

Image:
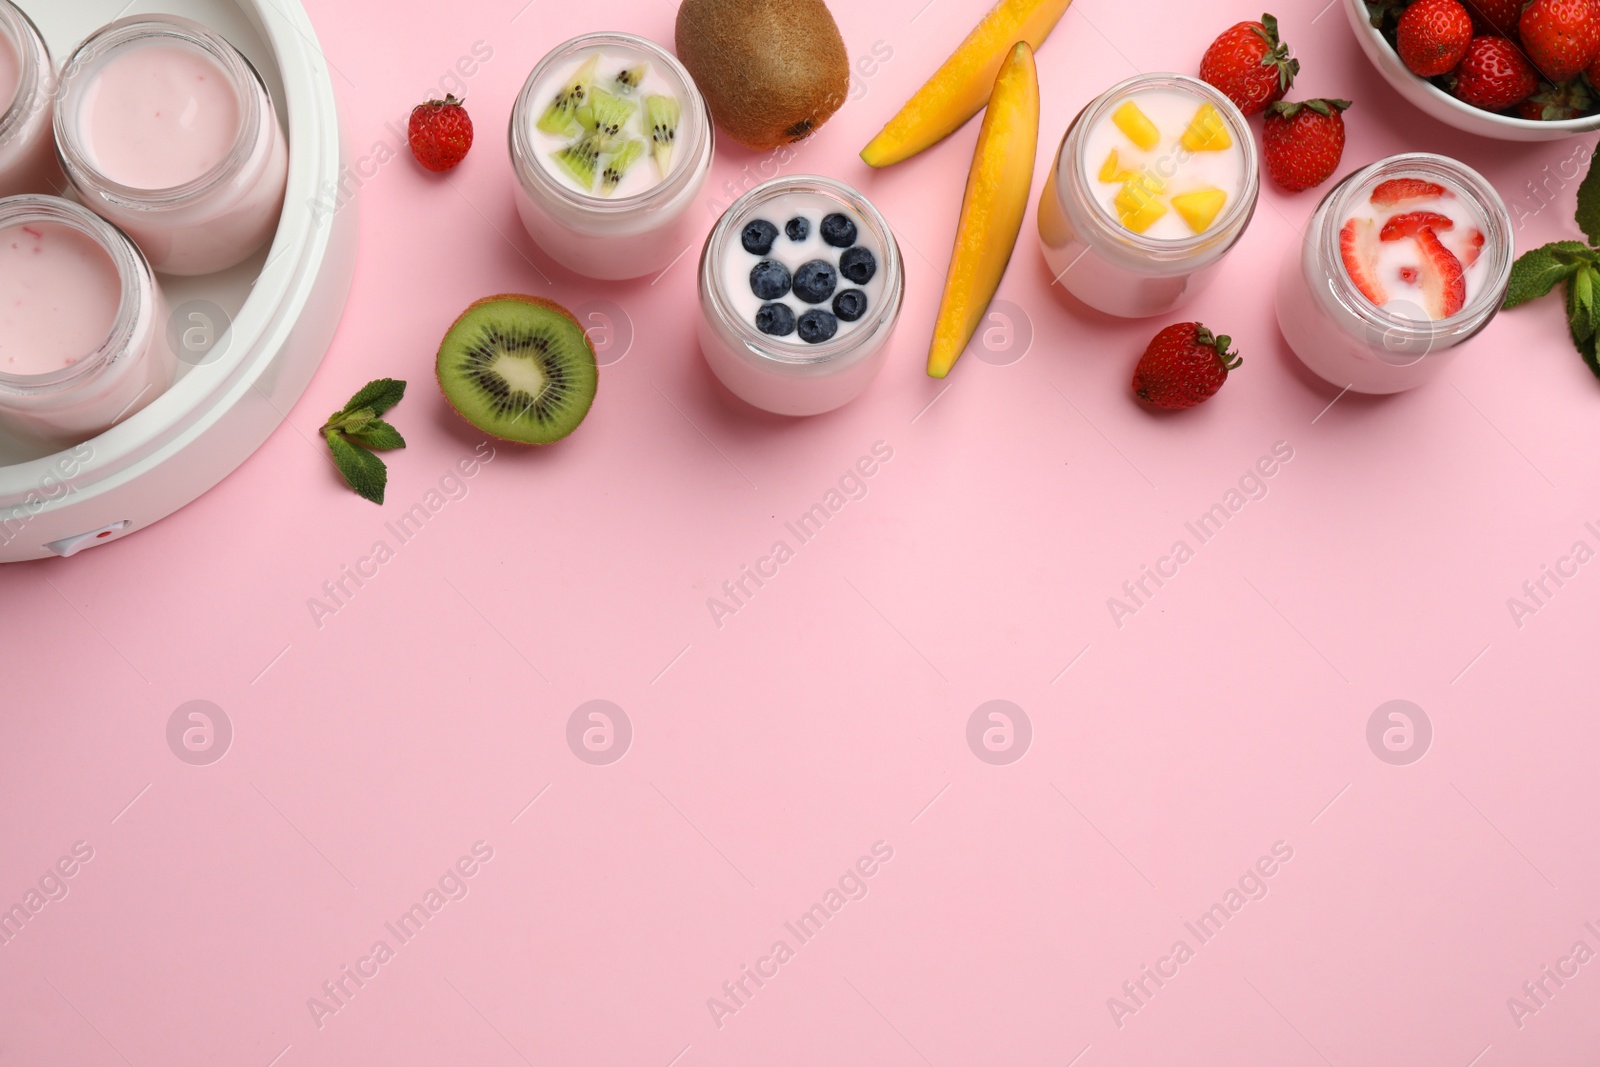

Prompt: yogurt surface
xmin=0 ymin=222 xmax=121 ymax=376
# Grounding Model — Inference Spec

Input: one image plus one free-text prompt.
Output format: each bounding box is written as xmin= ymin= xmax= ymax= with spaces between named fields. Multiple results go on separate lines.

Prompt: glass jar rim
xmin=1315 ymin=152 xmax=1514 ymax=335
xmin=1062 ymin=72 xmax=1260 ymax=260
xmin=700 ymin=175 xmax=904 ymax=367
xmin=0 ymin=195 xmax=152 ymax=392
xmin=510 ymin=31 xmax=710 ymax=215
xmin=0 ymin=0 xmax=47 ymax=147
xmin=53 ymin=15 xmax=268 ymax=210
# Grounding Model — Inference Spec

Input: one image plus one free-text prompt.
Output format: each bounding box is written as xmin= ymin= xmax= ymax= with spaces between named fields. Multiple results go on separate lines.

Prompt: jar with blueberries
xmin=697 ymin=175 xmax=904 ymax=416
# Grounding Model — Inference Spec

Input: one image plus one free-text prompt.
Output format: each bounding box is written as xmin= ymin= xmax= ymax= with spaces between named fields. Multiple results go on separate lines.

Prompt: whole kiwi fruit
xmin=676 ymin=0 xmax=850 ymax=150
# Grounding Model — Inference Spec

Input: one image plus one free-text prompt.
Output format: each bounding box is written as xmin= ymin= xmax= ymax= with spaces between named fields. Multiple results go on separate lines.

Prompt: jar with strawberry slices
xmin=1275 ymin=153 xmax=1513 ymax=394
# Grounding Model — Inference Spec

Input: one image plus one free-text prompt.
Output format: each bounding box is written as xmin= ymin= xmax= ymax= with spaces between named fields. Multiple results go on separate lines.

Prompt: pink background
xmin=5 ymin=0 xmax=1600 ymax=1063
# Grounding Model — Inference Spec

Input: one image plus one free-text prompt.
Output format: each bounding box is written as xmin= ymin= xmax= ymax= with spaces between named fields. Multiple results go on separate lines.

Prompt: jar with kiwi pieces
xmin=510 ymin=32 xmax=713 ymax=281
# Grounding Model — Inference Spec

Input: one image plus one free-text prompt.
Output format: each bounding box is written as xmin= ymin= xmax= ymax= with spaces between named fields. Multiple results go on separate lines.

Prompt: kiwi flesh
xmin=579 ymin=88 xmax=637 ymax=138
xmin=645 ymin=94 xmax=681 ymax=177
xmin=675 ymin=0 xmax=849 ymax=151
xmin=538 ymin=54 xmax=601 ymax=134
xmin=601 ymin=140 xmax=646 ymax=194
xmin=552 ymin=134 xmax=605 ymax=189
xmin=615 ymin=64 xmax=649 ymax=92
xmin=437 ymin=296 xmax=598 ymax=445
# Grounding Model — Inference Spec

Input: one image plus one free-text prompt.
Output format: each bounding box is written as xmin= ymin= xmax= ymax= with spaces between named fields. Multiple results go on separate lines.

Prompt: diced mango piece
xmin=1098 ymin=149 xmax=1135 ymax=184
xmin=1112 ymin=101 xmax=1160 ymax=151
xmin=1115 ymin=176 xmax=1168 ymax=233
xmin=1172 ymin=188 xmax=1229 ymax=233
xmin=1179 ymin=103 xmax=1232 ymax=152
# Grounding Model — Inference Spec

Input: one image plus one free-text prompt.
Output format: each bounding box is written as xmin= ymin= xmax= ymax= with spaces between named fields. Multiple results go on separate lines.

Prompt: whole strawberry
xmin=1133 ymin=323 xmax=1242 ymax=410
xmin=1519 ymin=0 xmax=1600 ymax=83
xmin=1450 ymin=36 xmax=1539 ymax=110
xmin=1464 ymin=0 xmax=1522 ymax=36
xmin=408 ymin=94 xmax=474 ymax=173
xmin=1200 ymin=13 xmax=1299 ymax=115
xmin=1398 ymin=0 xmax=1474 ymax=76
xmin=1263 ymin=99 xmax=1351 ymax=193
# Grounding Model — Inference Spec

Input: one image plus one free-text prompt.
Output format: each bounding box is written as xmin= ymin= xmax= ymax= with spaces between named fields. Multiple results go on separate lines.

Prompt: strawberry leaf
xmin=1504 ymin=242 xmax=1595 ymax=308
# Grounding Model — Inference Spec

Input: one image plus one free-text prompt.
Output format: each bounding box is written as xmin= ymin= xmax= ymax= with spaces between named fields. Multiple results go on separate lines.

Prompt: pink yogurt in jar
xmin=0 ymin=196 xmax=172 ymax=446
xmin=1276 ymin=154 xmax=1513 ymax=394
xmin=55 ymin=15 xmax=287 ymax=276
xmin=0 ymin=1 xmax=62 ymax=199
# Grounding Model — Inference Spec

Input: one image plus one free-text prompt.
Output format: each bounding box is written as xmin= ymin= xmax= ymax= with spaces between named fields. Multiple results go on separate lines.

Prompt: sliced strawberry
xmin=1371 ymin=178 xmax=1449 ymax=209
xmin=1415 ymin=228 xmax=1466 ymax=318
xmin=1341 ymin=218 xmax=1388 ymax=307
xmin=1457 ymin=228 xmax=1485 ymax=266
xmin=1380 ymin=211 xmax=1456 ymax=241
xmin=1400 ymin=266 xmax=1420 ymax=284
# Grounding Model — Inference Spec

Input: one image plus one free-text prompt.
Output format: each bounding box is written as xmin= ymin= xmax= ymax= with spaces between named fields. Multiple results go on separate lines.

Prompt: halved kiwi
xmin=436 ymin=296 xmax=599 ymax=445
xmin=537 ymin=54 xmax=601 ymax=134
xmin=645 ymin=94 xmax=681 ymax=178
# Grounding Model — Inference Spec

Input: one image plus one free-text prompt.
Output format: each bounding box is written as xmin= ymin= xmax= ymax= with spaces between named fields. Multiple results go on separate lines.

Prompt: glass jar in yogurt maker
xmin=0 ymin=0 xmax=60 ymax=199
xmin=1275 ymin=153 xmax=1513 ymax=394
xmin=510 ymin=32 xmax=713 ymax=281
xmin=1038 ymin=73 xmax=1258 ymax=318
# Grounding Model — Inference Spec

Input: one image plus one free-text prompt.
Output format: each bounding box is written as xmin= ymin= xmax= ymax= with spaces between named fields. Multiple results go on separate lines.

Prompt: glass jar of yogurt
xmin=1275 ymin=153 xmax=1513 ymax=394
xmin=511 ymin=32 xmax=713 ymax=281
xmin=53 ymin=15 xmax=288 ymax=276
xmin=0 ymin=195 xmax=171 ymax=445
xmin=0 ymin=0 xmax=59 ymax=199
xmin=698 ymin=176 xmax=903 ymax=417
xmin=1038 ymin=72 xmax=1258 ymax=318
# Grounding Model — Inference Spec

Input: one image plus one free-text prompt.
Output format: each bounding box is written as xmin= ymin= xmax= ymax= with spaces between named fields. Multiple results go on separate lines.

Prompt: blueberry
xmin=792 ymin=260 xmax=837 ymax=304
xmin=741 ymin=219 xmax=778 ymax=256
xmin=755 ymin=303 xmax=796 ymax=336
xmin=797 ymin=310 xmax=839 ymax=344
xmin=749 ymin=260 xmax=791 ymax=300
xmin=786 ymin=217 xmax=809 ymax=241
xmin=833 ymin=289 xmax=868 ymax=322
xmin=839 ymin=247 xmax=877 ymax=285
xmin=821 ymin=213 xmax=858 ymax=248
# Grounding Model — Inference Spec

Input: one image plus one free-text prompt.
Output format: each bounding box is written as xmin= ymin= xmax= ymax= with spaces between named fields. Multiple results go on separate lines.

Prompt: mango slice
xmin=861 ymin=0 xmax=1072 ymax=168
xmin=927 ymin=43 xmax=1040 ymax=379
xmin=1172 ymin=188 xmax=1228 ymax=233
xmin=1112 ymin=101 xmax=1160 ymax=151
xmin=1098 ymin=149 xmax=1136 ymax=184
xmin=1179 ymin=103 xmax=1232 ymax=152
xmin=1115 ymin=175 xmax=1168 ymax=233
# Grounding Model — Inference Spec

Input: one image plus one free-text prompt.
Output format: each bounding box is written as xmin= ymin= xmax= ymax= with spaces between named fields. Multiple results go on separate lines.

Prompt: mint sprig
xmin=1503 ymin=163 xmax=1600 ymax=380
xmin=320 ymin=379 xmax=407 ymax=504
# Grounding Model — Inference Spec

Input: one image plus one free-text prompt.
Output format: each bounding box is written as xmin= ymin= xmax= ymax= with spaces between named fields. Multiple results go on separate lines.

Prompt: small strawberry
xmin=1516 ymin=79 xmax=1594 ymax=119
xmin=1398 ymin=0 xmax=1475 ymax=76
xmin=1463 ymin=0 xmax=1522 ymax=36
xmin=1450 ymin=37 xmax=1539 ymax=110
xmin=1262 ymin=98 xmax=1351 ymax=192
xmin=1415 ymin=228 xmax=1467 ymax=317
xmin=1381 ymin=210 xmax=1456 ymax=240
xmin=1341 ymin=218 xmax=1389 ymax=306
xmin=1132 ymin=323 xmax=1242 ymax=410
xmin=1519 ymin=0 xmax=1600 ymax=83
xmin=1200 ymin=13 xmax=1299 ymax=115
xmin=408 ymin=94 xmax=474 ymax=173
xmin=1371 ymin=177 xmax=1449 ymax=208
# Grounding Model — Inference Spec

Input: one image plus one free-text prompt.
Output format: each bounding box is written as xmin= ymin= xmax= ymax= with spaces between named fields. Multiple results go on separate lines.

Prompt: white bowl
xmin=0 ymin=0 xmax=354 ymax=562
xmin=1343 ymin=0 xmax=1600 ymax=141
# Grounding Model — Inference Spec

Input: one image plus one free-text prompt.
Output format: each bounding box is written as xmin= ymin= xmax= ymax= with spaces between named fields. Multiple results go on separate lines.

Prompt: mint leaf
xmin=1504 ymin=242 xmax=1595 ymax=308
xmin=1577 ymin=158 xmax=1600 ymax=246
xmin=340 ymin=378 xmax=407 ymax=418
xmin=326 ymin=432 xmax=389 ymax=504
xmin=347 ymin=419 xmax=406 ymax=451
xmin=1571 ymin=267 xmax=1598 ymax=342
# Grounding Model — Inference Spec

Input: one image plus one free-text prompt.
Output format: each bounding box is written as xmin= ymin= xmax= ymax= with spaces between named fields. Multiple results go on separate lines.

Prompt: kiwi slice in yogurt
xmin=538 ymin=54 xmax=601 ymax=134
